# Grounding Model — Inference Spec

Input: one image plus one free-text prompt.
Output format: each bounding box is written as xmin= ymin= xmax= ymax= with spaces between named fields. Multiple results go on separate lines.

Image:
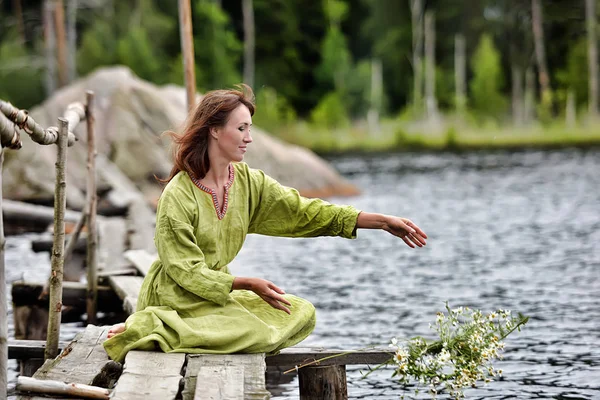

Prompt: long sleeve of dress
xmin=247 ymin=168 xmax=361 ymax=238
xmin=155 ymin=191 xmax=234 ymax=306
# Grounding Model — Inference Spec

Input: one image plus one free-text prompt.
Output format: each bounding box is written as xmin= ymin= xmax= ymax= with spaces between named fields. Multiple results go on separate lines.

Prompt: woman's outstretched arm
xmin=356 ymin=212 xmax=428 ymax=248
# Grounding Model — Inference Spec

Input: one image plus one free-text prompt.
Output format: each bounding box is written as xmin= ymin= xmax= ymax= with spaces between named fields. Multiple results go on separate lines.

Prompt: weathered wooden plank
xmin=97 ymin=218 xmax=128 ymax=273
xmin=266 ymin=347 xmax=393 ymax=367
xmin=111 ymin=351 xmax=185 ymax=400
xmin=107 ymin=275 xmax=144 ymax=315
xmin=194 ymin=366 xmax=244 ymax=400
xmin=123 ymin=249 xmax=157 ymax=277
xmin=31 ymin=325 xmax=111 ymax=386
xmin=183 ymin=354 xmax=269 ymax=400
xmin=8 ymin=340 xmax=69 ymax=360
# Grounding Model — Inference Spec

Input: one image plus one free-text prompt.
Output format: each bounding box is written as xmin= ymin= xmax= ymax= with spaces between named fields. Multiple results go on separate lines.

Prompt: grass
xmin=268 ymin=118 xmax=600 ymax=154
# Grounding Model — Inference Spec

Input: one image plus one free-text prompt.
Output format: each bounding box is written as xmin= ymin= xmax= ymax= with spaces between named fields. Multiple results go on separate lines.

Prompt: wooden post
xmin=298 ymin=365 xmax=347 ymax=400
xmin=45 ymin=118 xmax=68 ymax=360
xmin=66 ymin=0 xmax=78 ymax=82
xmin=43 ymin=0 xmax=57 ymax=96
xmin=54 ymin=0 xmax=68 ymax=87
xmin=0 ymin=148 xmax=7 ymax=400
xmin=178 ymin=0 xmax=196 ymax=112
xmin=85 ymin=91 xmax=98 ymax=325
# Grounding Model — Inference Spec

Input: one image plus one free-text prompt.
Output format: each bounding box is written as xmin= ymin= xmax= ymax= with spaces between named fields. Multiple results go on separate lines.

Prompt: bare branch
xmin=0 ymin=100 xmax=77 ymax=146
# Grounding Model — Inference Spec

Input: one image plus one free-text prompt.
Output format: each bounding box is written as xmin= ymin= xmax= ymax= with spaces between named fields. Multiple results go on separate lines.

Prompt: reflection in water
xmin=5 ymin=149 xmax=600 ymax=399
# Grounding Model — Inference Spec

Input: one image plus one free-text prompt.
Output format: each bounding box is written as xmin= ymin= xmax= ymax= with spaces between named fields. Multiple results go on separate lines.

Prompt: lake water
xmin=6 ymin=148 xmax=600 ymax=399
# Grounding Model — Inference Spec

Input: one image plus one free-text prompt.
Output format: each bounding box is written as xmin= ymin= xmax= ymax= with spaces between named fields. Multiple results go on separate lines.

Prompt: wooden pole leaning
xmin=0 ymin=148 xmax=7 ymax=400
xmin=45 ymin=118 xmax=69 ymax=361
xmin=85 ymin=91 xmax=98 ymax=325
xmin=0 ymin=109 xmax=22 ymax=400
xmin=178 ymin=0 xmax=196 ymax=112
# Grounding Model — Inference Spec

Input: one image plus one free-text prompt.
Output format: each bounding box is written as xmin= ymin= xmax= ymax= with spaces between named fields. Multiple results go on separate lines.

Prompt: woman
xmin=103 ymin=85 xmax=427 ymax=363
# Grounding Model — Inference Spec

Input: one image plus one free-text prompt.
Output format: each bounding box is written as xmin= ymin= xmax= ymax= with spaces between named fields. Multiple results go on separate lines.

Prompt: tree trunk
xmin=410 ymin=0 xmax=424 ymax=112
xmin=586 ymin=0 xmax=598 ymax=117
xmin=0 ymin=148 xmax=7 ymax=400
xmin=566 ymin=89 xmax=576 ymax=127
xmin=178 ymin=0 xmax=196 ymax=111
xmin=454 ymin=33 xmax=467 ymax=115
xmin=12 ymin=0 xmax=26 ymax=43
xmin=512 ymin=64 xmax=524 ymax=126
xmin=66 ymin=0 xmax=77 ymax=82
xmin=368 ymin=58 xmax=383 ymax=135
xmin=43 ymin=0 xmax=57 ymax=96
xmin=45 ymin=118 xmax=68 ymax=361
xmin=524 ymin=65 xmax=535 ymax=123
xmin=242 ymin=0 xmax=255 ymax=88
xmin=54 ymin=0 xmax=68 ymax=87
xmin=531 ymin=0 xmax=552 ymax=112
xmin=424 ymin=10 xmax=438 ymax=122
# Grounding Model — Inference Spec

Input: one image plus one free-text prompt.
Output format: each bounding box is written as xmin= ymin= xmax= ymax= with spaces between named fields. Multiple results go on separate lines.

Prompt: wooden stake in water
xmin=0 ymin=148 xmax=7 ymax=400
xmin=45 ymin=118 xmax=69 ymax=360
xmin=85 ymin=91 xmax=98 ymax=325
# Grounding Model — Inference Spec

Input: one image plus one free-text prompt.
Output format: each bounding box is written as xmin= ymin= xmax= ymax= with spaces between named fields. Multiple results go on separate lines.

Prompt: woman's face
xmin=213 ymin=104 xmax=253 ymax=163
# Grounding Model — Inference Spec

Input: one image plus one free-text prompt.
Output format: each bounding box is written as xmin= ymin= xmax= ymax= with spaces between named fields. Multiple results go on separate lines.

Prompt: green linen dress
xmin=103 ymin=162 xmax=361 ymax=362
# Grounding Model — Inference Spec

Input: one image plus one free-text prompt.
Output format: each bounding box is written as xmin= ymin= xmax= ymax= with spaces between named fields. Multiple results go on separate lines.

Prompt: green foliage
xmin=555 ymin=38 xmax=588 ymax=108
xmin=0 ymin=31 xmax=45 ymax=108
xmin=77 ymin=20 xmax=118 ymax=76
xmin=117 ymin=27 xmax=165 ymax=83
xmin=253 ymin=87 xmax=297 ymax=134
xmin=469 ymin=34 xmax=507 ymax=119
xmin=193 ymin=1 xmax=242 ymax=91
xmin=310 ymin=92 xmax=349 ymax=129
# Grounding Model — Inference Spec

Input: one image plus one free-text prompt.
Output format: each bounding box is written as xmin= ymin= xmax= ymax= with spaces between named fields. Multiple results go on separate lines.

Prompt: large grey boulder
xmin=3 ymin=66 xmax=358 ymax=210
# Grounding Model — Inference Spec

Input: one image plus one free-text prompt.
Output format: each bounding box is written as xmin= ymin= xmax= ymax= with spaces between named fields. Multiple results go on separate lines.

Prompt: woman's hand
xmin=383 ymin=216 xmax=428 ymax=248
xmin=357 ymin=212 xmax=428 ymax=248
xmin=232 ymin=277 xmax=292 ymax=314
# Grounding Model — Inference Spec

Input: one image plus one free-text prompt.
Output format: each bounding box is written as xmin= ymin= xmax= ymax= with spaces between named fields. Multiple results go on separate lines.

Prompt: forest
xmin=1 ymin=0 xmax=599 ymax=151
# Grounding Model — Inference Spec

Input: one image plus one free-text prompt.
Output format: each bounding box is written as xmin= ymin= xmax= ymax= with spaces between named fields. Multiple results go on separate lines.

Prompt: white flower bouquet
xmin=381 ymin=303 xmax=529 ymax=399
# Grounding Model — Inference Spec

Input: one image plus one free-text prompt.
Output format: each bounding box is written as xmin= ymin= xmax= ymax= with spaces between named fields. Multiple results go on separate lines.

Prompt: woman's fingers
xmin=267 ymin=297 xmax=291 ymax=314
xmin=406 ymin=220 xmax=427 ymax=239
xmin=401 ymin=235 xmax=415 ymax=248
xmin=268 ymin=282 xmax=286 ymax=295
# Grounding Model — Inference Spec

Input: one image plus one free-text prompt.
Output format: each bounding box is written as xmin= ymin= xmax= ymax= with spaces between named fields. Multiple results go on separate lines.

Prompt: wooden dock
xmin=10 ymin=324 xmax=392 ymax=399
xmin=9 ymin=249 xmax=394 ymax=399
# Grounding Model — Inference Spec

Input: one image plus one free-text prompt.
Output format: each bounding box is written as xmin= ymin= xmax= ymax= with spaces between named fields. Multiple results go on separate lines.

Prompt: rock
xmin=2 ymin=66 xmax=359 ymax=209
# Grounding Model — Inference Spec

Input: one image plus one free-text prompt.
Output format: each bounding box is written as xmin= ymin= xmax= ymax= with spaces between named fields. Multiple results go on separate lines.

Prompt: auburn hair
xmin=160 ymin=84 xmax=255 ymax=184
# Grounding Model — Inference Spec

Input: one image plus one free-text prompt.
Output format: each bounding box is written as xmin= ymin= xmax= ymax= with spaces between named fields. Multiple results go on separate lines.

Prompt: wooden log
xmin=17 ymin=376 xmax=110 ymax=399
xmin=45 ymin=117 xmax=69 ymax=361
xmin=298 ymin=365 xmax=347 ymax=400
xmin=8 ymin=340 xmax=69 ymax=360
xmin=183 ymin=354 xmax=269 ymax=400
xmin=11 ymin=281 xmax=122 ymax=311
xmin=0 ymin=101 xmax=76 ymax=146
xmin=3 ymin=199 xmax=81 ymax=226
xmin=86 ymin=91 xmax=99 ymax=325
xmin=0 ymin=111 xmax=22 ymax=149
xmin=111 ymin=351 xmax=185 ymax=400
